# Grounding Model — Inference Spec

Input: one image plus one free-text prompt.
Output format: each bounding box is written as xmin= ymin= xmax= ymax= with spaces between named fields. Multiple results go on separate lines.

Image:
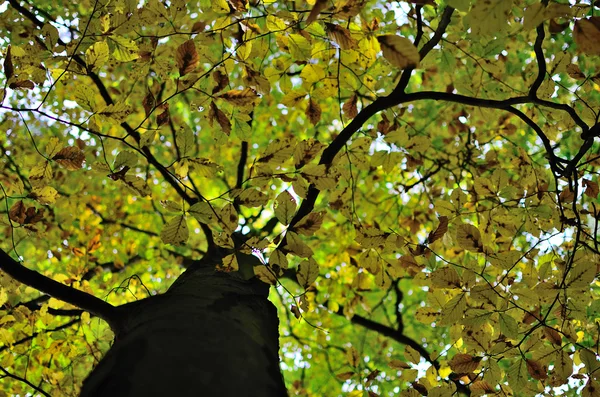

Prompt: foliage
xmin=1 ymin=0 xmax=600 ymax=396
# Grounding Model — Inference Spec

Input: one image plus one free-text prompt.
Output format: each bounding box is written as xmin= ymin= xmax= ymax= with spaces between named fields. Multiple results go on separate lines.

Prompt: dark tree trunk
xmin=80 ymin=255 xmax=287 ymax=397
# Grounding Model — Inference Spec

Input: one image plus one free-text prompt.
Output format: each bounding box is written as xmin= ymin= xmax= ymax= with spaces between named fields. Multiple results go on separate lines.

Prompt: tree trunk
xmin=79 ymin=260 xmax=287 ymax=397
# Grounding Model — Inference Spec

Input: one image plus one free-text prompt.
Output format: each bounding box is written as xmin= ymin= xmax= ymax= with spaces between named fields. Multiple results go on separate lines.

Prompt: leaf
xmin=85 ymin=41 xmax=109 ymax=72
xmin=325 ymin=23 xmax=357 ymax=50
xmin=236 ymin=188 xmax=268 ymax=208
xmin=306 ymin=0 xmax=328 ymax=25
xmin=343 ymin=94 xmax=358 ymax=119
xmin=208 ymin=101 xmax=231 ymax=136
xmin=160 ymin=215 xmax=189 ymax=245
xmin=465 ymin=0 xmax=513 ymax=37
xmin=284 ymin=231 xmax=313 ymax=258
xmin=297 ymin=257 xmax=319 ymax=288
xmin=377 ymin=35 xmax=420 ymax=69
xmin=269 ymin=250 xmax=288 ymax=269
xmin=583 ymin=179 xmax=599 ymax=198
xmin=305 ymin=98 xmax=321 ymax=125
xmin=566 ymin=262 xmax=595 ymax=288
xmin=430 ymin=267 xmax=460 ymax=289
xmin=506 ymin=358 xmax=528 ymax=391
xmin=176 ymin=126 xmax=194 ymax=157
xmin=293 ymin=211 xmax=324 ymax=236
xmin=274 ymin=191 xmax=297 ymax=225
xmin=404 ymin=346 xmax=420 ymax=364
xmin=526 ymin=359 xmax=547 ymax=381
xmin=254 ymin=265 xmax=278 ymax=285
xmin=498 ymin=313 xmax=519 ymax=339
xmin=176 ymin=39 xmax=199 ymax=76
xmin=449 ymin=354 xmax=481 ymax=373
xmin=218 ymin=203 xmax=238 ymax=231
xmin=97 ymin=102 xmax=132 ymax=122
xmin=188 ymin=201 xmax=215 ymax=224
xmin=53 ymin=147 xmax=85 ymax=170
xmin=28 ymin=186 xmax=58 ymax=205
xmin=29 ymin=161 xmax=53 ymax=186
xmin=218 ymin=88 xmax=259 ymax=107
xmin=347 ymin=346 xmax=360 ymax=367
xmin=427 ymin=216 xmax=448 ymax=244
xmin=438 ymin=293 xmax=467 ymax=325
xmin=110 ymin=36 xmax=139 ymax=62
xmin=3 ymin=45 xmax=13 ymax=80
xmin=574 ymin=17 xmax=600 ymax=56
xmin=455 ymin=224 xmax=483 ymax=252
xmin=258 ymin=139 xmax=295 ymax=164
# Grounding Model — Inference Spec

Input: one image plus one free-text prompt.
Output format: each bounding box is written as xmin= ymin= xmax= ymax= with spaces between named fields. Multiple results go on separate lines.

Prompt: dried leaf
xmin=427 ymin=216 xmax=448 ymax=244
xmin=449 ymin=354 xmax=482 ymax=373
xmin=176 ymin=39 xmax=199 ymax=76
xmin=305 ymin=98 xmax=321 ymax=125
xmin=574 ymin=17 xmax=600 ymax=56
xmin=343 ymin=94 xmax=358 ymax=119
xmin=53 ymin=147 xmax=85 ymax=170
xmin=325 ymin=23 xmax=357 ymax=50
xmin=208 ymin=101 xmax=231 ymax=135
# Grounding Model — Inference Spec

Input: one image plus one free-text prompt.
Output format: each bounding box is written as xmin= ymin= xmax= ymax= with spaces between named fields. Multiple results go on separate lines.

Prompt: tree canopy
xmin=1 ymin=0 xmax=600 ymax=395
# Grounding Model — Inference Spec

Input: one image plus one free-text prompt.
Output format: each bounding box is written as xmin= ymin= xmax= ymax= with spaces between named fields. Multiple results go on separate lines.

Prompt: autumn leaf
xmin=574 ymin=17 xmax=600 ymax=56
xmin=526 ymin=359 xmax=547 ymax=381
xmin=449 ymin=354 xmax=481 ymax=373
xmin=208 ymin=101 xmax=231 ymax=135
xmin=377 ymin=35 xmax=420 ymax=69
xmin=583 ymin=179 xmax=599 ymax=198
xmin=343 ymin=94 xmax=358 ymax=119
xmin=305 ymin=98 xmax=321 ymax=125
xmin=176 ymin=40 xmax=199 ymax=76
xmin=3 ymin=45 xmax=13 ymax=80
xmin=325 ymin=23 xmax=357 ymax=50
xmin=293 ymin=211 xmax=324 ymax=236
xmin=306 ymin=0 xmax=328 ymax=25
xmin=218 ymin=88 xmax=259 ymax=107
xmin=53 ymin=147 xmax=85 ymax=170
xmin=427 ymin=216 xmax=448 ymax=244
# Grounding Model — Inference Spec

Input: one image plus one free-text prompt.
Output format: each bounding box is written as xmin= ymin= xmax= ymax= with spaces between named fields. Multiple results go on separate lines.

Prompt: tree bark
xmin=79 ymin=257 xmax=287 ymax=397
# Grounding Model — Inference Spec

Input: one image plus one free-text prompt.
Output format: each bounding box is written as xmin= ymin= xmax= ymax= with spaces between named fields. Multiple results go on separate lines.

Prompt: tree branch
xmin=0 ymin=248 xmax=119 ymax=328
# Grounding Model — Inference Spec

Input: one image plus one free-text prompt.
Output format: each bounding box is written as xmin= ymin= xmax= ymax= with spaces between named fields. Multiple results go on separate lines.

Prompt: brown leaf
xmin=9 ymin=200 xmax=26 ymax=224
xmin=448 ymin=353 xmax=482 ymax=373
xmin=9 ymin=80 xmax=35 ymax=90
xmin=574 ymin=17 xmax=600 ymax=56
xmin=208 ymin=101 xmax=231 ymax=135
xmin=544 ymin=327 xmax=562 ymax=346
xmin=526 ymin=359 xmax=548 ymax=380
xmin=53 ymin=146 xmax=85 ymax=170
xmin=293 ymin=211 xmax=325 ymax=236
xmin=212 ymin=70 xmax=230 ymax=94
xmin=176 ymin=39 xmax=199 ymax=76
xmin=306 ymin=0 xmax=328 ymax=25
xmin=428 ymin=215 xmax=448 ymax=244
xmin=291 ymin=304 xmax=301 ymax=319
xmin=157 ymin=106 xmax=170 ymax=127
xmin=218 ymin=88 xmax=259 ymax=106
xmin=549 ymin=19 xmax=570 ymax=34
xmin=305 ymin=98 xmax=321 ymax=125
xmin=142 ymin=91 xmax=156 ymax=117
xmin=583 ymin=179 xmax=599 ymax=198
xmin=343 ymin=93 xmax=358 ymax=119
xmin=3 ymin=45 xmax=13 ymax=80
xmin=325 ymin=23 xmax=357 ymax=50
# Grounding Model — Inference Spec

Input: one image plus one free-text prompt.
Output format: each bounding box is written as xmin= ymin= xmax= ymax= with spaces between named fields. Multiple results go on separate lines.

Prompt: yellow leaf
xmin=404 ymin=345 xmax=420 ymax=364
xmin=45 ymin=137 xmax=62 ymax=158
xmin=220 ymin=253 xmax=239 ymax=272
xmin=269 ymin=250 xmax=288 ymax=269
xmin=288 ymin=33 xmax=312 ymax=60
xmin=430 ymin=267 xmax=460 ymax=289
xmin=29 ymin=186 xmax=58 ymax=205
xmin=29 ymin=161 xmax=53 ymax=186
xmin=439 ymin=293 xmax=467 ymax=325
xmin=281 ymin=89 xmax=308 ymax=108
xmin=377 ymin=35 xmax=420 ymax=69
xmin=284 ymin=231 xmax=313 ymax=258
xmin=266 ymin=15 xmax=287 ymax=31
xmin=465 ymin=0 xmax=513 ymax=37
xmin=218 ymin=203 xmax=238 ymax=231
xmin=160 ymin=215 xmax=189 ymax=246
xmin=258 ymin=138 xmax=296 ymax=164
xmin=85 ymin=41 xmax=109 ymax=72
xmin=347 ymin=346 xmax=360 ymax=367
xmin=236 ymin=188 xmax=268 ymax=208
xmin=110 ymin=36 xmax=139 ymax=62
xmin=211 ymin=0 xmax=230 ymax=14
xmin=300 ymin=64 xmax=326 ymax=85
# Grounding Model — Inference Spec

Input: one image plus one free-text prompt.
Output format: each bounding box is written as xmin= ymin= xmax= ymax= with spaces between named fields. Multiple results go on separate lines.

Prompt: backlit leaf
xmin=160 ymin=215 xmax=189 ymax=245
xmin=176 ymin=40 xmax=199 ymax=76
xmin=377 ymin=35 xmax=420 ymax=69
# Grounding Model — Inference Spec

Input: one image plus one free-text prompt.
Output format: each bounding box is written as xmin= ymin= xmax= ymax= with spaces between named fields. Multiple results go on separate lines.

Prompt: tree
xmin=1 ymin=0 xmax=600 ymax=395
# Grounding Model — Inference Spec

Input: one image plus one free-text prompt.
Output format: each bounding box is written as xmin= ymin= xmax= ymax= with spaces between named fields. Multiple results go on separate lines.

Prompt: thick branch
xmin=0 ymin=248 xmax=118 ymax=328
